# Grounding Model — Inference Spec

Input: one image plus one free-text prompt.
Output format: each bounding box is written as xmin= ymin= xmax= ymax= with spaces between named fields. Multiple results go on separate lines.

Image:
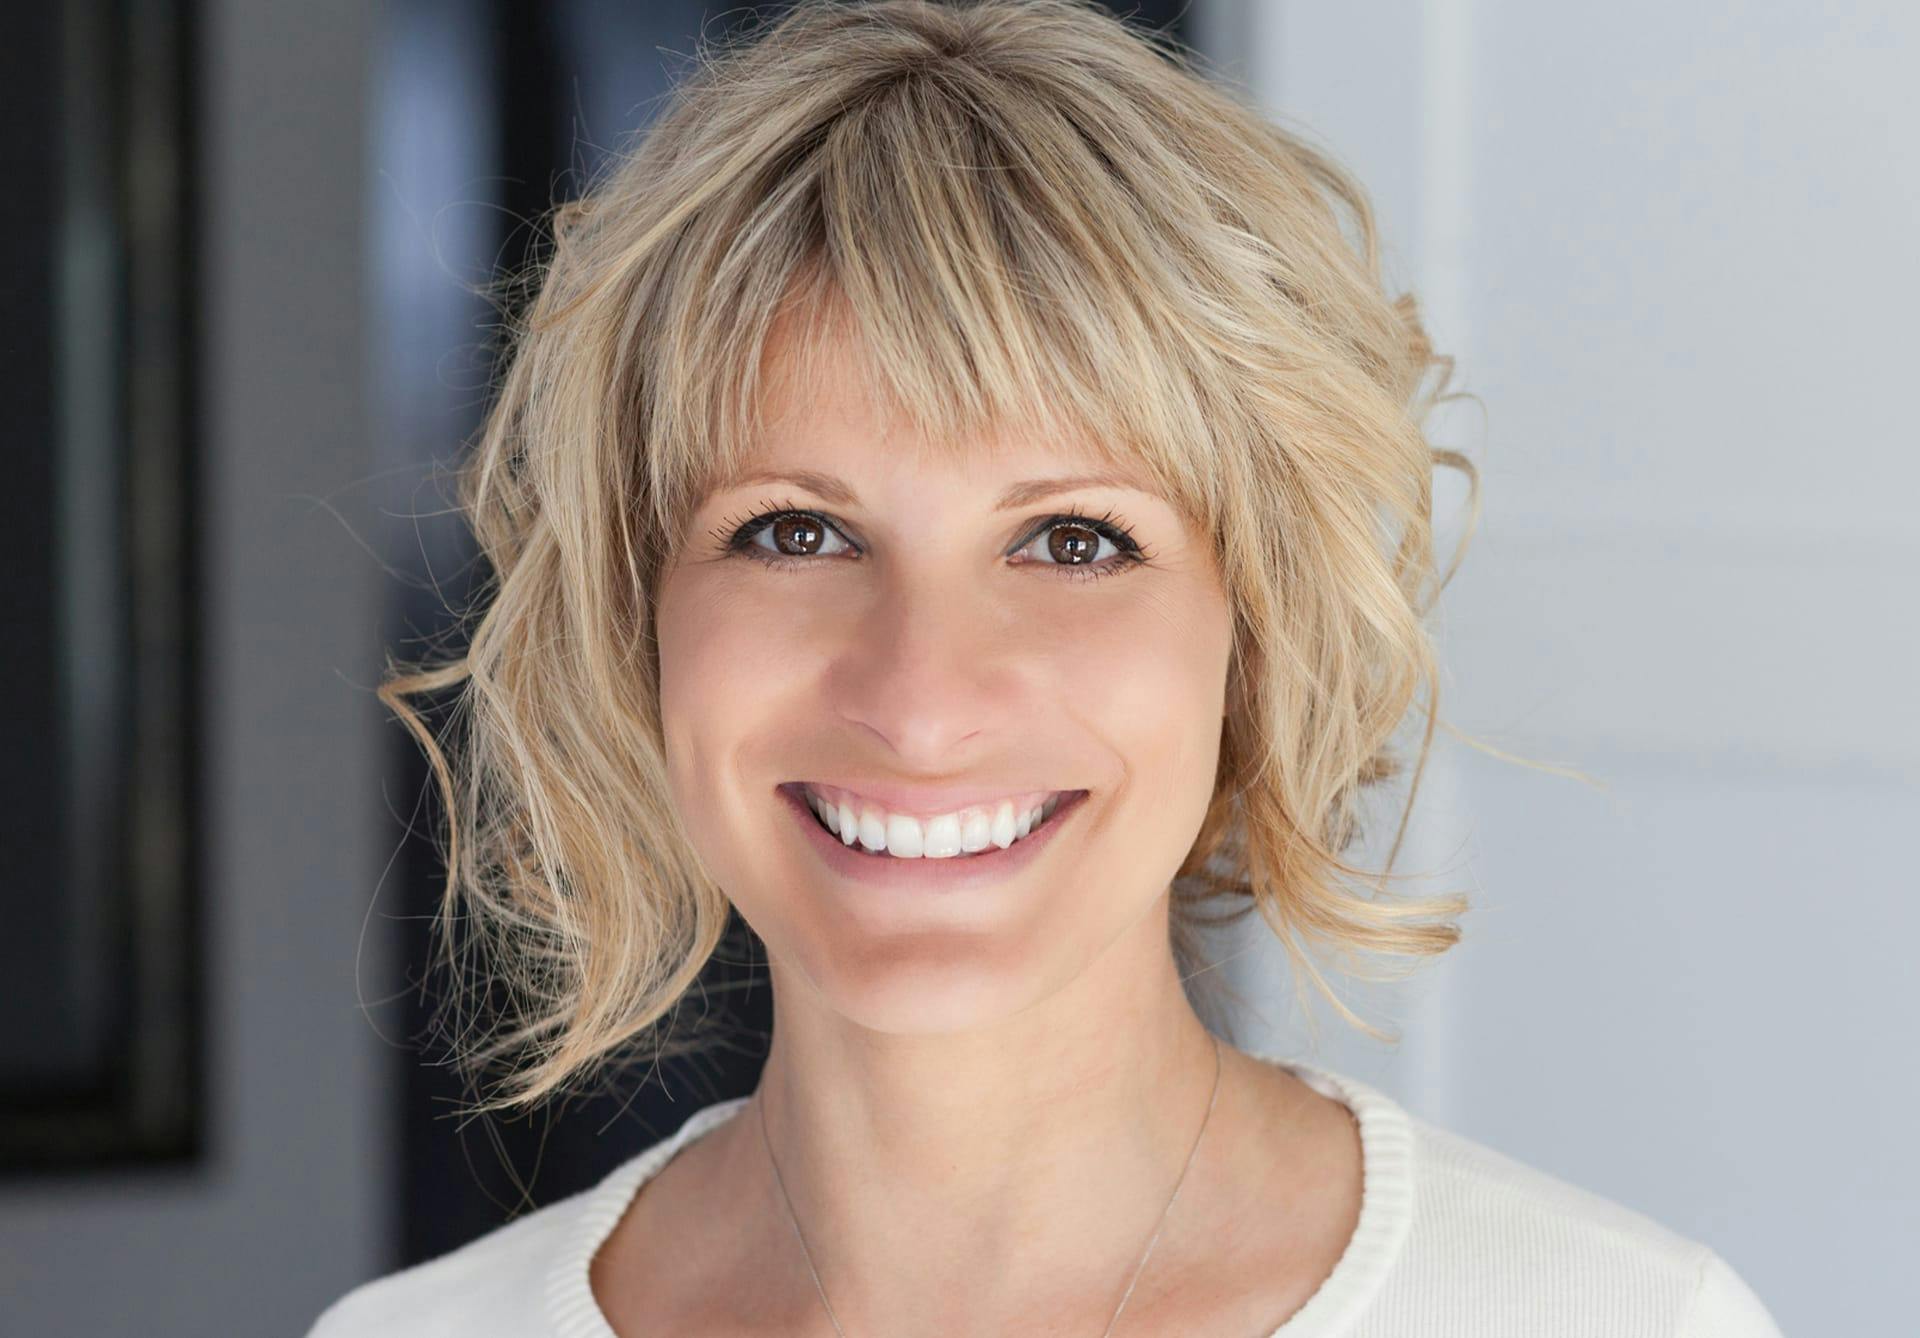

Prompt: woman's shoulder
xmin=1408 ymin=1110 xmax=1707 ymax=1252
xmin=300 ymin=1183 xmax=600 ymax=1338
xmin=1268 ymin=1054 xmax=1780 ymax=1335
xmin=300 ymin=1099 xmax=745 ymax=1338
xmin=1393 ymin=1108 xmax=1783 ymax=1336
xmin=302 ymin=1200 xmax=576 ymax=1338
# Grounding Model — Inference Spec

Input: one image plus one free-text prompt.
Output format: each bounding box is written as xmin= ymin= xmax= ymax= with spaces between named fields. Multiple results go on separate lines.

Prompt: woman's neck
xmin=742 ymin=908 xmax=1246 ymax=1333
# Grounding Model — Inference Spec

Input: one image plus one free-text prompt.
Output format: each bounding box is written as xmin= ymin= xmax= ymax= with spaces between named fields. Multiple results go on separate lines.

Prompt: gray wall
xmin=0 ymin=0 xmax=394 ymax=1333
xmin=1197 ymin=3 xmax=1918 ymax=1334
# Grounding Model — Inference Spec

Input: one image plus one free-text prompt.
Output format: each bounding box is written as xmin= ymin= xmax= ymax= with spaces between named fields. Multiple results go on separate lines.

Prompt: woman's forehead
xmin=722 ymin=327 xmax=1124 ymax=484
xmin=683 ymin=286 xmax=1209 ymax=536
xmin=707 ymin=456 xmax=1163 ymax=513
xmin=725 ymin=411 xmax=1137 ymax=483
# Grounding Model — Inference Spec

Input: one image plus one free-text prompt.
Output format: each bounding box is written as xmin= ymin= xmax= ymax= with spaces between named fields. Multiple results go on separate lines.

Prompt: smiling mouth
xmin=779 ymin=783 xmax=1086 ymax=861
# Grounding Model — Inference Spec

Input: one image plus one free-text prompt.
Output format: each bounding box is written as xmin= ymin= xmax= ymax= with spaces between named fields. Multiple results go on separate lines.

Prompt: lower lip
xmin=777 ymin=783 xmax=1089 ymax=893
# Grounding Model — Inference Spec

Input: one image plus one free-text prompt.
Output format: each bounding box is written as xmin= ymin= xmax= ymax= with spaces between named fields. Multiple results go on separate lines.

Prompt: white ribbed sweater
xmin=306 ymin=1050 xmax=1785 ymax=1336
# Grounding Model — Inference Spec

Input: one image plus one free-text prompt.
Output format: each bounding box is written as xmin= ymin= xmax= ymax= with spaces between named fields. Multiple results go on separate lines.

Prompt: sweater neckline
xmin=545 ymin=1046 xmax=1414 ymax=1337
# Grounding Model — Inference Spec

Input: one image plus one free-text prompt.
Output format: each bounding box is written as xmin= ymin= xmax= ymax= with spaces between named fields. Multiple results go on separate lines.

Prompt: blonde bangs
xmin=609 ymin=75 xmax=1242 ymax=556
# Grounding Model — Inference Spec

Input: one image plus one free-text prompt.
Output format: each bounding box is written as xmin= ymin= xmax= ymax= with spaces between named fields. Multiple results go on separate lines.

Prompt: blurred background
xmin=1 ymin=0 xmax=1913 ymax=1333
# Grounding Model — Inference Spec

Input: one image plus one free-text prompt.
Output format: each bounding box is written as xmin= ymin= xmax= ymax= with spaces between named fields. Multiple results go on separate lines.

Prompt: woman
xmin=310 ymin=1 xmax=1782 ymax=1333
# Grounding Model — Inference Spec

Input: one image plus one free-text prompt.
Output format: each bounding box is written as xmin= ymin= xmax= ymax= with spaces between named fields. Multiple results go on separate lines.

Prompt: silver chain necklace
xmin=755 ymin=1032 xmax=1224 ymax=1338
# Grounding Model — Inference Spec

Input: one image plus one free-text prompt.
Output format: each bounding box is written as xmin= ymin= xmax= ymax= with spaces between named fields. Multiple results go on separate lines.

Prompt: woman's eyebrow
xmin=715 ymin=467 xmax=1155 ymax=510
xmin=993 ymin=471 xmax=1151 ymax=509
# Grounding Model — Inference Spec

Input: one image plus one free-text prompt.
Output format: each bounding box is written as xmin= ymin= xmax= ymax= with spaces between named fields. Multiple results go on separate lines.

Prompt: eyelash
xmin=708 ymin=496 xmax=1151 ymax=584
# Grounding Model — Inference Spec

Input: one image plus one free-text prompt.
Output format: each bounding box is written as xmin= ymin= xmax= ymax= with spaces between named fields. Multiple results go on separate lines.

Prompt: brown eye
xmin=1015 ymin=516 xmax=1136 ymax=571
xmin=770 ymin=514 xmax=827 ymax=556
xmin=724 ymin=506 xmax=855 ymax=565
xmin=1010 ymin=512 xmax=1147 ymax=583
xmin=1046 ymin=524 xmax=1101 ymax=565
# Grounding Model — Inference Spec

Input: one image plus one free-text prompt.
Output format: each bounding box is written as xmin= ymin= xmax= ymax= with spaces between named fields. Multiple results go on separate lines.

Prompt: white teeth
xmin=990 ymin=800 xmax=1016 ymax=849
xmin=803 ymin=786 xmax=1069 ymax=860
xmin=961 ymin=808 xmax=992 ymax=853
xmin=885 ymin=813 xmax=925 ymax=858
xmin=923 ymin=813 xmax=963 ymax=859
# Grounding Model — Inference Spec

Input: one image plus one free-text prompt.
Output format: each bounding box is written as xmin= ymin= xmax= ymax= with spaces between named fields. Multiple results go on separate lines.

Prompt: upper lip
xmin=782 ymin=779 xmax=1083 ymax=820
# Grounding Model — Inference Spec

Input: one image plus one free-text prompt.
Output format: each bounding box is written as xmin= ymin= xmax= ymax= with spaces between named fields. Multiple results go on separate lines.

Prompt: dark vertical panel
xmin=0 ymin=4 xmax=68 ymax=1082
xmin=0 ymin=0 xmax=204 ymax=1171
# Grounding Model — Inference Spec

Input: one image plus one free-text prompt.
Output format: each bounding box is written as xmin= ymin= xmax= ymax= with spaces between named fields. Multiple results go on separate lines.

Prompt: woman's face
xmin=655 ymin=322 xmax=1234 ymax=1035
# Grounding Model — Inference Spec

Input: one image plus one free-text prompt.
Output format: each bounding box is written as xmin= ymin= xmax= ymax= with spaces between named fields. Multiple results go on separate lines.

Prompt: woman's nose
xmin=820 ymin=570 xmax=1014 ymax=767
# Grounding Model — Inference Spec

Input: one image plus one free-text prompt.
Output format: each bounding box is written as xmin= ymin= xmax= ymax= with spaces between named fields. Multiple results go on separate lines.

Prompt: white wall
xmin=1194 ymin=3 xmax=1918 ymax=1332
xmin=0 ymin=1 xmax=395 ymax=1333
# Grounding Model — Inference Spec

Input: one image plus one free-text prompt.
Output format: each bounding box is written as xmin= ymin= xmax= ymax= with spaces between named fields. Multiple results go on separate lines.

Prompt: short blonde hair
xmin=384 ymin=0 xmax=1481 ymax=1113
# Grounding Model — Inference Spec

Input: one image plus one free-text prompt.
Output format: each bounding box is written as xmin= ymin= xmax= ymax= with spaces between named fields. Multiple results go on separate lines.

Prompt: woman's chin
xmin=767 ymin=934 xmax=1067 ymax=1038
